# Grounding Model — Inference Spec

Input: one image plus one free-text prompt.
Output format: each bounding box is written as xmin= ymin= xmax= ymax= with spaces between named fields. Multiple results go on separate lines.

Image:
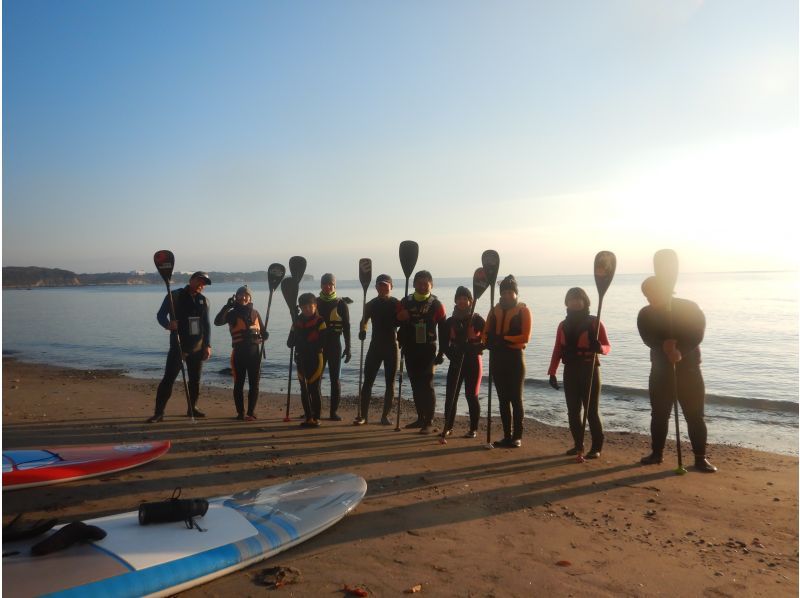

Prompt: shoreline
xmin=2 ymin=357 xmax=798 ymax=596
xmin=4 ymin=352 xmax=797 ymax=457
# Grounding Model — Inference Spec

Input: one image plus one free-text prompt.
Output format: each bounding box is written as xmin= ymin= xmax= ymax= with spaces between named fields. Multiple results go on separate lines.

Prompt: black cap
xmin=190 ymin=271 xmax=211 ymax=285
xmin=413 ymin=270 xmax=432 ymax=283
xmin=298 ymin=292 xmax=317 ymax=306
xmin=455 ymin=286 xmax=473 ymax=302
xmin=499 ymin=275 xmax=518 ymax=294
xmin=376 ymin=274 xmax=393 ymax=287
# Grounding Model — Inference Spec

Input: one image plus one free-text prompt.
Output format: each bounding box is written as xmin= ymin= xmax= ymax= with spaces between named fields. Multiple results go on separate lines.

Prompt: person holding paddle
xmin=287 ymin=293 xmax=328 ymax=427
xmin=316 ymin=273 xmax=352 ymax=421
xmin=396 ymin=270 xmax=447 ymax=434
xmin=547 ymin=287 xmax=611 ymax=458
xmin=147 ymin=271 xmax=212 ymax=423
xmin=214 ymin=285 xmax=267 ymax=421
xmin=356 ymin=274 xmax=400 ymax=425
xmin=438 ymin=286 xmax=486 ymax=438
xmin=637 ymin=276 xmax=717 ymax=473
xmin=483 ymin=275 xmax=532 ymax=448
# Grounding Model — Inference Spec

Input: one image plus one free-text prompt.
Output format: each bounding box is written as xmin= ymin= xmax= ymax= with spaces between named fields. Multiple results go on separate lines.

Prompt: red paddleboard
xmin=2 ymin=441 xmax=171 ymax=491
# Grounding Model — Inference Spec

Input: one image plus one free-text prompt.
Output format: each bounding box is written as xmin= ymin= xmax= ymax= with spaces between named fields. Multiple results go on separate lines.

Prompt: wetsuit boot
xmin=694 ymin=454 xmax=718 ymax=473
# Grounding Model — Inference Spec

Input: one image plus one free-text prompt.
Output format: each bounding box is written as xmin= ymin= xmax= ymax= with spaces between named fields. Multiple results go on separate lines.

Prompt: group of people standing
xmin=146 ymin=266 xmax=716 ymax=472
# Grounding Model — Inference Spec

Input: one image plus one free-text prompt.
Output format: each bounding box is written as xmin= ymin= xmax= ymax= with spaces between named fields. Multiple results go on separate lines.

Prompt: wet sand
xmin=2 ymin=357 xmax=798 ymax=596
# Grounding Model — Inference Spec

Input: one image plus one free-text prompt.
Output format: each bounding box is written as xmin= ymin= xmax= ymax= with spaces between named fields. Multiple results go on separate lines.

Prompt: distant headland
xmin=1 ymin=266 xmax=314 ymax=289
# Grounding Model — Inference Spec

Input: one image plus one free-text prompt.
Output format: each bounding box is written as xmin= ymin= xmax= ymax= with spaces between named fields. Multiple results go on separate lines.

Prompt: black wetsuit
xmin=153 ymin=287 xmax=211 ymax=416
xmin=484 ymin=301 xmax=532 ymax=442
xmin=548 ymin=312 xmax=611 ymax=452
xmin=359 ymin=296 xmax=400 ymax=422
xmin=317 ymin=295 xmax=351 ymax=418
xmin=637 ymin=297 xmax=708 ymax=457
xmin=440 ymin=311 xmax=485 ymax=433
xmin=288 ymin=313 xmax=327 ymax=421
xmin=215 ymin=303 xmax=265 ymax=417
xmin=398 ymin=293 xmax=447 ymax=427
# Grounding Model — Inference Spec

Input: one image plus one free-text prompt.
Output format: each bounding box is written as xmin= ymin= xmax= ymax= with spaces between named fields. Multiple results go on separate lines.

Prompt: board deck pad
xmin=3 ymin=441 xmax=171 ymax=491
xmin=2 ymin=472 xmax=367 ymax=598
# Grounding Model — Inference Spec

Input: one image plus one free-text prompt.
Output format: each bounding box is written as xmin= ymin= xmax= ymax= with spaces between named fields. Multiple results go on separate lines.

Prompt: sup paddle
xmin=153 ymin=250 xmax=195 ymax=424
xmin=481 ymin=250 xmax=500 ymax=448
xmin=289 ymin=256 xmax=307 ymax=286
xmin=284 ymin=256 xmax=307 ymax=420
xmin=281 ymin=276 xmax=308 ymax=422
xmin=395 ymin=240 xmax=420 ymax=431
xmin=355 ymin=258 xmax=372 ymax=424
xmin=260 ymin=263 xmax=286 ymax=360
xmin=575 ymin=251 xmax=617 ymax=462
xmin=439 ymin=267 xmax=489 ymax=445
xmin=654 ymin=248 xmax=687 ymax=475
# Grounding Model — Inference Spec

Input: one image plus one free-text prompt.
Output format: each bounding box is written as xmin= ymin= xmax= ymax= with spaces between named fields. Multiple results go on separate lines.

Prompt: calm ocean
xmin=3 ymin=271 xmax=797 ymax=455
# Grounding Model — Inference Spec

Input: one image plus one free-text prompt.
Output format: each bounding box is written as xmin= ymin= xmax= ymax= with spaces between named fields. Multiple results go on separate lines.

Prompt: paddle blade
xmin=358 ymin=258 xmax=372 ymax=292
xmin=267 ymin=263 xmax=286 ymax=292
xmin=654 ymin=249 xmax=679 ymax=294
xmin=593 ymin=251 xmax=617 ymax=298
xmin=281 ymin=277 xmax=300 ymax=320
xmin=481 ymin=250 xmax=500 ymax=286
xmin=472 ymin=267 xmax=489 ymax=304
xmin=153 ymin=250 xmax=175 ymax=284
xmin=288 ymin=256 xmax=307 ymax=283
xmin=399 ymin=241 xmax=419 ymax=279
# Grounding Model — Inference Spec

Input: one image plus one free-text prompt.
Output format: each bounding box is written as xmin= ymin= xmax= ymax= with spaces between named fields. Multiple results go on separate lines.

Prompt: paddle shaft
xmin=357 ymin=287 xmax=367 ymax=419
xmin=667 ymin=299 xmax=685 ymax=471
xmin=260 ymin=289 xmax=275 ymax=361
xmin=394 ymin=274 xmax=410 ymax=431
xmin=577 ymin=295 xmax=605 ymax=455
xmin=164 ymin=282 xmax=195 ymax=424
xmin=485 ymin=283 xmax=495 ymax=445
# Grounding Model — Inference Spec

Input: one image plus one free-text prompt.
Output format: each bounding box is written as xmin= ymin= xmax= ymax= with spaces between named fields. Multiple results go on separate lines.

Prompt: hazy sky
xmin=3 ymin=0 xmax=798 ymax=278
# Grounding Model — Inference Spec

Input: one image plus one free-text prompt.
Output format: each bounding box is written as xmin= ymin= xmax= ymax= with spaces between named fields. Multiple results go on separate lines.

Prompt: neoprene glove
xmin=434 ymin=352 xmax=444 ymax=365
xmin=549 ymin=375 xmax=560 ymax=390
xmin=226 ymin=296 xmax=236 ymax=309
xmin=589 ymin=339 xmax=602 ymax=353
xmin=358 ymin=330 xmax=367 ymax=341
xmin=261 ymin=330 xmax=269 ymax=342
xmin=286 ymin=331 xmax=295 ymax=348
xmin=342 ymin=346 xmax=352 ymax=363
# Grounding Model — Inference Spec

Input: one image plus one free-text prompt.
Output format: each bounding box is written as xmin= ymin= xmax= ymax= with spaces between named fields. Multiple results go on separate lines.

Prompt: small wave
xmin=705 ymin=393 xmax=798 ymax=413
xmin=524 ymin=378 xmax=798 ymax=413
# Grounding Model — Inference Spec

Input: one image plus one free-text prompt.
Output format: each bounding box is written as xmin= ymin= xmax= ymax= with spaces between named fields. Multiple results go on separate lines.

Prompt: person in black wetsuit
xmin=147 ymin=271 xmax=212 ymax=423
xmin=287 ymin=292 xmax=328 ymax=427
xmin=437 ymin=286 xmax=485 ymax=438
xmin=547 ymin=287 xmax=611 ymax=458
xmin=637 ymin=276 xmax=717 ymax=473
xmin=482 ymin=275 xmax=532 ymax=448
xmin=214 ymin=285 xmax=267 ymax=421
xmin=355 ymin=274 xmax=399 ymax=426
xmin=397 ymin=270 xmax=447 ymax=434
xmin=316 ymin=273 xmax=351 ymax=421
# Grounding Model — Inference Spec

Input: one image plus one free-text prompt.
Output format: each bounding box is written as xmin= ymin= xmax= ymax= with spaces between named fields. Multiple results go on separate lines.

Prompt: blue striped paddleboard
xmin=2 ymin=472 xmax=367 ymax=597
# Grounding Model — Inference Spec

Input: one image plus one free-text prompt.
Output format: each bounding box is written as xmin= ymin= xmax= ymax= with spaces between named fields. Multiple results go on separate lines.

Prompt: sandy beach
xmin=2 ymin=357 xmax=797 ymax=597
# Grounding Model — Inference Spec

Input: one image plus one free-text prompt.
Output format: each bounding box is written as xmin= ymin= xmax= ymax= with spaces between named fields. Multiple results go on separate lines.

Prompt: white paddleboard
xmin=2 ymin=472 xmax=367 ymax=597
